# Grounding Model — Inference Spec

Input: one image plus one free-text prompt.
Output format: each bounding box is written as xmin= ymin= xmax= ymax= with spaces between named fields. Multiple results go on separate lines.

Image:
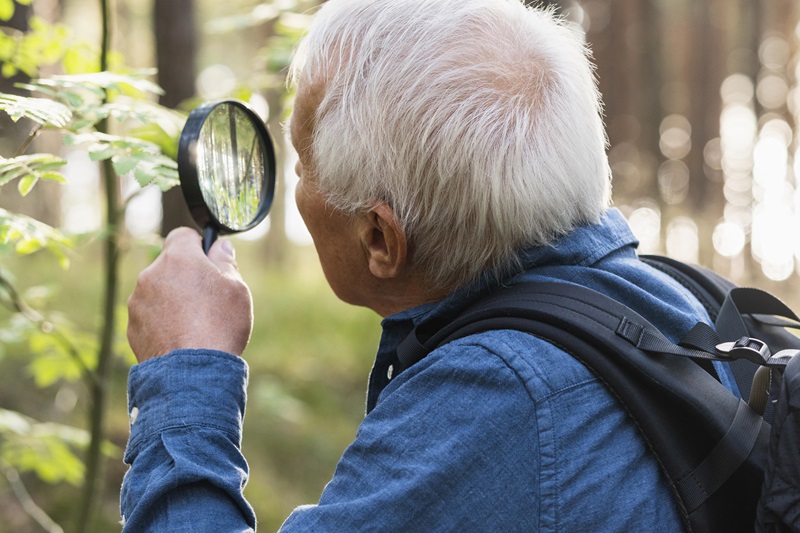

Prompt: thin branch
xmin=1 ymin=464 xmax=65 ymax=533
xmin=77 ymin=0 xmax=118 ymax=528
xmin=13 ymin=123 xmax=44 ymax=158
xmin=122 ymin=186 xmax=148 ymax=210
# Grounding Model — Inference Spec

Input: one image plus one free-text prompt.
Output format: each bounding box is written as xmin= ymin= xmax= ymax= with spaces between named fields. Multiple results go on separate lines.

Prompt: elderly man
xmin=123 ymin=0 xmax=735 ymax=530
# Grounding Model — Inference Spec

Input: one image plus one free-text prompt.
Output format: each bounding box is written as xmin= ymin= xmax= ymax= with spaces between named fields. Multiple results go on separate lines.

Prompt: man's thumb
xmin=207 ymin=238 xmax=240 ymax=275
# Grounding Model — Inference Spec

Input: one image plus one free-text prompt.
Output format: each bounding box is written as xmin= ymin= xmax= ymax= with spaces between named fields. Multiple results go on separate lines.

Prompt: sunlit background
xmin=55 ymin=0 xmax=800 ymax=291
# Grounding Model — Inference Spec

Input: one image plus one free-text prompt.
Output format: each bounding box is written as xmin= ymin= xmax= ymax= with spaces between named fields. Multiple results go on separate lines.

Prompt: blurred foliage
xmin=0 ymin=0 xmax=185 ymax=529
xmin=0 ymin=9 xmax=102 ymax=78
xmin=0 ymin=155 xmax=67 ymax=195
xmin=0 ymin=0 xmax=30 ymax=22
xmin=0 ymin=407 xmax=118 ymax=486
xmin=0 ymin=208 xmax=70 ymax=265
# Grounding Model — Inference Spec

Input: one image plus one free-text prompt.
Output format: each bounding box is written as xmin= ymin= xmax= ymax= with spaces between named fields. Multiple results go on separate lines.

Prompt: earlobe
xmin=362 ymin=202 xmax=408 ymax=279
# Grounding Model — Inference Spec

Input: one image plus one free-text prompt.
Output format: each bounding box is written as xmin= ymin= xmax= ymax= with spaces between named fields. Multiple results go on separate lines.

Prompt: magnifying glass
xmin=177 ymin=99 xmax=276 ymax=253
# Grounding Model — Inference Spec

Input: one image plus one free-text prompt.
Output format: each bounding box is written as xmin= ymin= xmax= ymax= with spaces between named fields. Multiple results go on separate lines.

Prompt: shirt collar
xmin=365 ymin=207 xmax=637 ymax=412
xmin=384 ymin=207 xmax=637 ymax=329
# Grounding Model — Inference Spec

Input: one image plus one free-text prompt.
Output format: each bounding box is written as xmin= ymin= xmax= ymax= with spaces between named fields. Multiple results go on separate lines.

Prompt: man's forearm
xmin=120 ymin=350 xmax=255 ymax=531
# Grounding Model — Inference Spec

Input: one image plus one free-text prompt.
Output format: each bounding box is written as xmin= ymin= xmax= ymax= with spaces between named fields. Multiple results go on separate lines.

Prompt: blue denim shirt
xmin=121 ymin=208 xmax=737 ymax=532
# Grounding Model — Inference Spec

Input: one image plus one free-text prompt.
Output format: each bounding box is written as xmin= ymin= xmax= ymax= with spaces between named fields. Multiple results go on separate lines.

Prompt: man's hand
xmin=127 ymin=227 xmax=254 ymax=363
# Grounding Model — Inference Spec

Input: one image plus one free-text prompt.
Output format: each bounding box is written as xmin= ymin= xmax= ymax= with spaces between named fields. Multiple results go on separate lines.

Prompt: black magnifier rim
xmin=178 ymin=98 xmax=277 ymax=236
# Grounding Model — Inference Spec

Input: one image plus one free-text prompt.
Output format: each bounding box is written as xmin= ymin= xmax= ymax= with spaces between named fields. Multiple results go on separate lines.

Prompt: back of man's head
xmin=291 ymin=0 xmax=612 ymax=292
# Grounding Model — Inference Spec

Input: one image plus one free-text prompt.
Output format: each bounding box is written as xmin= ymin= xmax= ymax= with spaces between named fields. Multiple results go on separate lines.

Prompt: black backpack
xmin=395 ymin=255 xmax=800 ymax=533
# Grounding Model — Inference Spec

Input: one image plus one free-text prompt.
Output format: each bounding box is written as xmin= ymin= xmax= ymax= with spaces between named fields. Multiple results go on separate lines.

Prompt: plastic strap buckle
xmin=716 ymin=336 xmax=771 ymax=365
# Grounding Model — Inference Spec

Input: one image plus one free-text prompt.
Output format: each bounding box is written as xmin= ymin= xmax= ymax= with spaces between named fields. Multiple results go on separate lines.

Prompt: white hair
xmin=290 ymin=0 xmax=612 ymax=291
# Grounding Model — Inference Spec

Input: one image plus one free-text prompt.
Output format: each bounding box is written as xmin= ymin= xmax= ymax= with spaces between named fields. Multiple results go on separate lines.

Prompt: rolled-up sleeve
xmin=120 ymin=349 xmax=255 ymax=532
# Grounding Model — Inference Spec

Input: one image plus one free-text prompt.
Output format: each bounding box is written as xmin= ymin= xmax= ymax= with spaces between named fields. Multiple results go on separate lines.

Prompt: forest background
xmin=0 ymin=0 xmax=798 ymax=531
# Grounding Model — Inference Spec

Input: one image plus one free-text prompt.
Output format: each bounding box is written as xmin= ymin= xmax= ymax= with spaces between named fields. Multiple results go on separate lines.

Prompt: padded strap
xmin=677 ymin=400 xmax=764 ymax=512
xmin=717 ymin=288 xmax=800 ymax=342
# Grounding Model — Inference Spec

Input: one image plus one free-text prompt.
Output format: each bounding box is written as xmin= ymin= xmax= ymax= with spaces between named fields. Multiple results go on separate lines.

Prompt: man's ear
xmin=360 ymin=202 xmax=408 ymax=279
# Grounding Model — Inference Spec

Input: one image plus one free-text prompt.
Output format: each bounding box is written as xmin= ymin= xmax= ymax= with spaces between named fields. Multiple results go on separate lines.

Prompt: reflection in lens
xmin=196 ymin=104 xmax=266 ymax=230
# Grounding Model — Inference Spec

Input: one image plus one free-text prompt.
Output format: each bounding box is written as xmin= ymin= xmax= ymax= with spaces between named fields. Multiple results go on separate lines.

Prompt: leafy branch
xmin=65 ymin=131 xmax=178 ymax=190
xmin=0 ymin=269 xmax=94 ymax=386
xmin=0 ymin=154 xmax=67 ymax=195
xmin=0 ymin=207 xmax=71 ymax=264
xmin=0 ymin=93 xmax=72 ymax=127
xmin=0 ymin=406 xmax=118 ymax=533
xmin=0 ymin=92 xmax=72 ymax=158
xmin=0 ymin=408 xmax=93 ymax=486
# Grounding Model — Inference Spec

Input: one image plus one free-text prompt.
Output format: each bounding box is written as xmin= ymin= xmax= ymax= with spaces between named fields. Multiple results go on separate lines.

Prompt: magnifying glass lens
xmin=178 ymin=99 xmax=276 ymax=254
xmin=196 ymin=104 xmax=267 ymax=231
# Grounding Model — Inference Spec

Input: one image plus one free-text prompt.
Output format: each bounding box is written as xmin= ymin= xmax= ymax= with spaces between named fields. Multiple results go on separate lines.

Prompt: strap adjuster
xmin=716 ymin=336 xmax=771 ymax=365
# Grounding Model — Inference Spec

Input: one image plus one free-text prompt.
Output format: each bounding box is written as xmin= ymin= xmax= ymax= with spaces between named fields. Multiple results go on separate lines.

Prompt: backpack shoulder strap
xmin=641 ymin=255 xmax=800 ymax=419
xmin=757 ymin=353 xmax=800 ymax=532
xmin=397 ymin=281 xmax=770 ymax=533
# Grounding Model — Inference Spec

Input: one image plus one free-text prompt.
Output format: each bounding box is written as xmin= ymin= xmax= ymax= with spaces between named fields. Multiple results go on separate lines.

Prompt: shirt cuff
xmin=124 ymin=349 xmax=249 ymax=463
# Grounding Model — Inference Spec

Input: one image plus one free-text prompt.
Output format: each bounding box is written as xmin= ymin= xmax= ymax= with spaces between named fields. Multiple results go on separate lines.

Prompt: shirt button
xmin=387 ymin=365 xmax=394 ymax=380
xmin=129 ymin=406 xmax=139 ymax=425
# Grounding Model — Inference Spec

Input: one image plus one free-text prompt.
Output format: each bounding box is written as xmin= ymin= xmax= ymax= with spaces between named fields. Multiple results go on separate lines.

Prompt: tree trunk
xmin=638 ymin=0 xmax=663 ymax=204
xmin=154 ymin=0 xmax=198 ymax=235
xmin=688 ymin=0 xmax=725 ymax=265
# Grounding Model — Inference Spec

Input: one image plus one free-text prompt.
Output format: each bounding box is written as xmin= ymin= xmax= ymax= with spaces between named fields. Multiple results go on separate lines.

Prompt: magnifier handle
xmin=202 ymin=225 xmax=218 ymax=255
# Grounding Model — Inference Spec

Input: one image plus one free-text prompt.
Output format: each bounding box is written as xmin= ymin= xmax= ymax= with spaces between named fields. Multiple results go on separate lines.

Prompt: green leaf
xmin=112 ymin=155 xmax=139 ymax=176
xmin=0 ymin=0 xmax=14 ymax=22
xmin=0 ymin=208 xmax=72 ymax=263
xmin=43 ymin=71 xmax=164 ymax=98
xmin=61 ymin=45 xmax=98 ymax=75
xmin=0 ymin=154 xmax=67 ymax=193
xmin=38 ymin=171 xmax=66 ymax=183
xmin=0 ymin=35 xmax=13 ymax=60
xmin=101 ymin=99 xmax=185 ymax=135
xmin=0 ymin=166 xmax=27 ymax=185
xmin=24 ymin=315 xmax=96 ymax=385
xmin=87 ymin=143 xmax=114 ymax=161
xmin=15 ymin=237 xmax=43 ymax=255
xmin=129 ymin=122 xmax=181 ymax=159
xmin=27 ymin=352 xmax=75 ymax=387
xmin=59 ymin=89 xmax=87 ymax=110
xmin=16 ymin=175 xmax=37 ymax=196
xmin=47 ymin=244 xmax=70 ymax=269
xmin=133 ymin=165 xmax=155 ymax=187
xmin=2 ymin=61 xmax=17 ymax=78
xmin=0 ymin=93 xmax=72 ymax=126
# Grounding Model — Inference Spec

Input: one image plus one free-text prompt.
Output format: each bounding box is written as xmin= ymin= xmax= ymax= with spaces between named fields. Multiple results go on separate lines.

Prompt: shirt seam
xmin=442 ymin=337 xmax=561 ymax=533
xmin=449 ymin=333 xmax=604 ymax=533
xmin=127 ymin=421 xmax=241 ymax=457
